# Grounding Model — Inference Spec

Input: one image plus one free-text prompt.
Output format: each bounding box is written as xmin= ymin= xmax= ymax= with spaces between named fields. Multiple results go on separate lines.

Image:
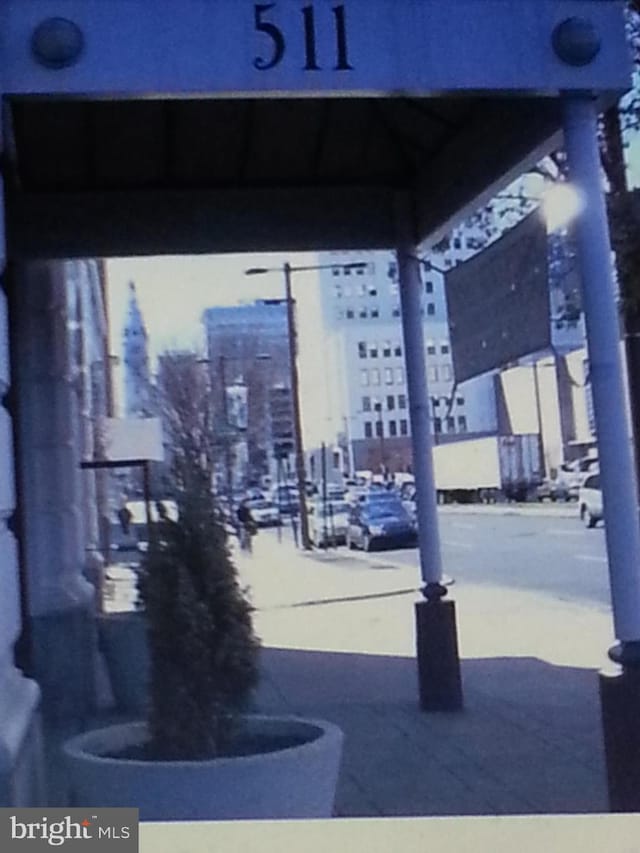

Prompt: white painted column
xmin=0 ymin=126 xmax=43 ymax=804
xmin=563 ymin=94 xmax=640 ymax=650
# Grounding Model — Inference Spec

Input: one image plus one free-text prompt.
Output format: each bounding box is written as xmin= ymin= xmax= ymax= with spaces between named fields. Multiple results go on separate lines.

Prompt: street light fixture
xmin=245 ymin=260 xmax=368 ymax=549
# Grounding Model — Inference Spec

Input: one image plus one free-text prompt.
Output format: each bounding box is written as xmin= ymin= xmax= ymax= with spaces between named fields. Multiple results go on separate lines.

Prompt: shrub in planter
xmin=137 ymin=459 xmax=260 ymax=760
xmin=65 ymin=354 xmax=343 ymax=818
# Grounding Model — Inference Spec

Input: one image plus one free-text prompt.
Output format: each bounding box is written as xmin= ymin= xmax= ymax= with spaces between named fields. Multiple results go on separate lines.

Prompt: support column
xmin=0 ymin=125 xmax=44 ymax=804
xmin=562 ymin=93 xmax=640 ymax=811
xmin=14 ymin=261 xmax=96 ymax=724
xmin=396 ymin=197 xmax=463 ymax=711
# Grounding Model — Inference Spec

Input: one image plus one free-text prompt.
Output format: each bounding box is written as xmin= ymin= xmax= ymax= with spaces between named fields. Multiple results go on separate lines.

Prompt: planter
xmin=63 ymin=716 xmax=344 ymax=820
xmin=98 ymin=612 xmax=149 ymax=715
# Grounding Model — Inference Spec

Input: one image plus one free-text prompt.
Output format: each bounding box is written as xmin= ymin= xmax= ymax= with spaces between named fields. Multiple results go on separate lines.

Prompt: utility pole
xmin=284 ymin=262 xmax=312 ymax=550
xmin=219 ymin=355 xmax=234 ymax=511
xmin=375 ymin=402 xmax=386 ymax=478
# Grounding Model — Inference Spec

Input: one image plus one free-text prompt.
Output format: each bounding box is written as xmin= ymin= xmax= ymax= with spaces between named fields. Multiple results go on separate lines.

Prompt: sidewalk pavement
xmin=234 ymin=530 xmax=615 ymax=816
xmin=44 ymin=522 xmax=615 ymax=818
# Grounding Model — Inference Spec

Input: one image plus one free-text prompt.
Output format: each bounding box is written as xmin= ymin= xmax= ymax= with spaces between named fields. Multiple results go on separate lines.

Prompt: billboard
xmin=445 ymin=212 xmax=550 ymax=383
xmin=226 ymin=382 xmax=248 ymax=431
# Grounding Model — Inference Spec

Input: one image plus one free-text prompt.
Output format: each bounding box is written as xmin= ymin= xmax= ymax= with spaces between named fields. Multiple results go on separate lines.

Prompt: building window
xmin=346 ymin=309 xmax=354 ymax=319
xmin=358 ymin=341 xmax=367 ymax=358
xmin=356 ymin=266 xmax=365 ymax=275
xmin=458 ymin=415 xmax=468 ymax=432
xmin=396 ymin=367 xmax=405 ymax=385
xmin=427 ymin=366 xmax=438 ymax=382
xmin=441 ymin=364 xmax=453 ymax=381
xmin=441 ymin=343 xmax=450 ymax=354
xmin=400 ymin=419 xmax=408 ymax=436
xmin=332 ymin=267 xmax=340 ymax=276
xmin=425 ymin=281 xmax=434 ymax=294
xmin=398 ymin=394 xmax=407 ymax=409
xmin=385 ymin=368 xmax=394 ymax=385
xmin=369 ymin=343 xmax=378 ymax=358
xmin=388 ymin=261 xmax=397 ymax=279
xmin=383 ymin=341 xmax=392 ymax=357
xmin=387 ymin=395 xmax=395 ymax=411
xmin=368 ymin=287 xmax=378 ymax=297
xmin=426 ymin=341 xmax=437 ymax=355
xmin=371 ymin=306 xmax=380 ymax=318
xmin=434 ymin=417 xmax=442 ymax=434
xmin=361 ymin=369 xmax=369 ymax=386
xmin=344 ymin=267 xmax=352 ymax=276
xmin=446 ymin=416 xmax=455 ymax=431
xmin=375 ymin=420 xmax=383 ymax=438
xmin=456 ymin=395 xmax=465 ymax=406
xmin=371 ymin=369 xmax=380 ymax=386
xmin=453 ymin=237 xmax=462 ymax=250
xmin=426 ymin=303 xmax=436 ymax=316
xmin=364 ymin=421 xmax=373 ymax=438
xmin=389 ymin=420 xmax=397 ymax=437
xmin=392 ymin=307 xmax=400 ymax=318
xmin=362 ymin=396 xmax=371 ymax=412
xmin=394 ymin=343 xmax=402 ymax=357
xmin=359 ymin=308 xmax=368 ymax=319
xmin=334 ymin=283 xmax=342 ymax=298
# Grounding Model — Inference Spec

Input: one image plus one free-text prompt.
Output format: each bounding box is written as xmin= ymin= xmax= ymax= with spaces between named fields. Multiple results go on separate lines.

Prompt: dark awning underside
xmin=5 ymin=95 xmax=561 ymax=257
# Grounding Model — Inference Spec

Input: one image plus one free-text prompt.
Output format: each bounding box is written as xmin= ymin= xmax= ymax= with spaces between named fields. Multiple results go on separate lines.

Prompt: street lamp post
xmin=246 ymin=260 xmax=367 ymax=550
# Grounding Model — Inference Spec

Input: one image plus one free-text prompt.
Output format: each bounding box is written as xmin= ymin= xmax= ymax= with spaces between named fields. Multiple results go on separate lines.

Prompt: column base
xmin=599 ymin=662 xmax=640 ymax=812
xmin=30 ymin=604 xmax=98 ymax=725
xmin=0 ymin=671 xmax=44 ymax=806
xmin=415 ymin=598 xmax=463 ymax=711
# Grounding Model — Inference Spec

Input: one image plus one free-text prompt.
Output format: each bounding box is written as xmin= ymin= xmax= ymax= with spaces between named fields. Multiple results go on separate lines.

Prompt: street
xmin=262 ymin=506 xmax=610 ymax=612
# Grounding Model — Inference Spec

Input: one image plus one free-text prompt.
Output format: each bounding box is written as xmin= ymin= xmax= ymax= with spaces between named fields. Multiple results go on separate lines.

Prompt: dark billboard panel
xmin=445 ymin=212 xmax=550 ymax=383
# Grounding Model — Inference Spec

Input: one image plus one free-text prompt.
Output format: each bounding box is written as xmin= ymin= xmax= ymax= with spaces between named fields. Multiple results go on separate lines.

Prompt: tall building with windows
xmin=202 ymin=299 xmax=291 ymax=484
xmin=317 ymin=249 xmax=477 ymax=475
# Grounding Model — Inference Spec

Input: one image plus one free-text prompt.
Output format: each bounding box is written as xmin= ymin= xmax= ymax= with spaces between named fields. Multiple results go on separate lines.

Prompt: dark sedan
xmin=346 ymin=497 xmax=417 ymax=552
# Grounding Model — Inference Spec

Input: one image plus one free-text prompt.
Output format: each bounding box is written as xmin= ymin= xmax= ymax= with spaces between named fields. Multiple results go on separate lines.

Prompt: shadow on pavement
xmin=256 ymin=645 xmax=608 ymax=816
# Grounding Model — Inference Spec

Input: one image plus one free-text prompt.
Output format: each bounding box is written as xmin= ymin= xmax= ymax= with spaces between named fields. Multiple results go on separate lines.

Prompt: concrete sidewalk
xmin=236 ymin=532 xmax=615 ymax=816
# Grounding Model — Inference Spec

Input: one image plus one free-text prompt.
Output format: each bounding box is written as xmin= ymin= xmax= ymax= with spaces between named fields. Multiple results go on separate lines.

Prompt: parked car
xmin=246 ymin=498 xmax=281 ymax=528
xmin=535 ymin=477 xmax=572 ymax=502
xmin=578 ymin=472 xmax=603 ymax=528
xmin=310 ymin=500 xmax=350 ymax=547
xmin=347 ymin=497 xmax=417 ymax=552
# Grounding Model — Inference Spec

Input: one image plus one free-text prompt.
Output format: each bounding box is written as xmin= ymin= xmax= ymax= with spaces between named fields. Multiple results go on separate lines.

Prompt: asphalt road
xmin=354 ymin=508 xmax=611 ymax=612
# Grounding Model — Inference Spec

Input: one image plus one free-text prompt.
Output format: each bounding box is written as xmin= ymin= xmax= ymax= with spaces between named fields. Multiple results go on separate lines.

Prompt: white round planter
xmin=63 ymin=716 xmax=343 ymax=821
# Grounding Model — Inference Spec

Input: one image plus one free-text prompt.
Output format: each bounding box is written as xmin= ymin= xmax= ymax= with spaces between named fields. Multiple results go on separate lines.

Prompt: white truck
xmin=431 ymin=434 xmax=542 ymax=502
xmin=398 ymin=434 xmax=541 ymax=504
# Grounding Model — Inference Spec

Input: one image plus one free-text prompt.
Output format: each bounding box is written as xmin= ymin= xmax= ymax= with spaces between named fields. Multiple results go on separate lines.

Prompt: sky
xmin=107 ymin=251 xmax=331 ymax=443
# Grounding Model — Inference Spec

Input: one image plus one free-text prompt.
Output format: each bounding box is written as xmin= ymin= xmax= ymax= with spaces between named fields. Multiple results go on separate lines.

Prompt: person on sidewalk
xmin=236 ymin=500 xmax=256 ymax=553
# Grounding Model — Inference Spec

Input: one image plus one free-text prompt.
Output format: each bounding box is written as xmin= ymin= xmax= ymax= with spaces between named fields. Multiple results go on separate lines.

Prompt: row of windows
xmin=362 ymin=394 xmax=407 ymax=412
xmin=361 ymin=367 xmax=404 ymax=387
xmin=426 ymin=341 xmax=450 ymax=356
xmin=433 ymin=416 xmax=468 ymax=433
xmin=428 ymin=364 xmax=454 ymax=383
xmin=337 ymin=302 xmax=437 ymax=321
xmin=331 ymin=264 xmax=374 ymax=277
xmin=432 ymin=395 xmax=466 ymax=408
xmin=362 ymin=415 xmax=467 ymax=440
xmin=364 ymin=419 xmax=409 ymax=438
xmin=338 ymin=307 xmax=380 ymax=320
xmin=358 ymin=341 xmax=403 ymax=359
